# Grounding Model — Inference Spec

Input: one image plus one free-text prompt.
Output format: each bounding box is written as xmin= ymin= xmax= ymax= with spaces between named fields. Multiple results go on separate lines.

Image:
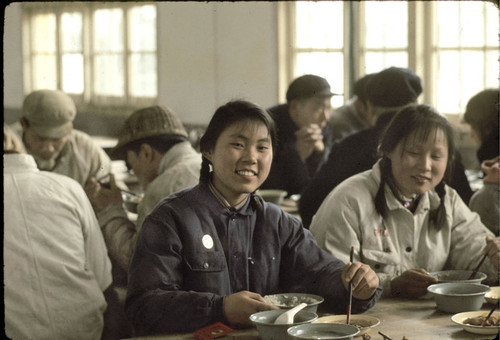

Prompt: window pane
xmin=129 ymin=53 xmax=157 ymax=97
xmin=365 ymin=2 xmax=407 ymax=48
xmin=486 ymin=2 xmax=499 ymax=46
xmin=460 ymin=2 xmax=485 ymax=47
xmin=94 ymin=8 xmax=124 ymax=52
xmin=31 ymin=13 xmax=56 ymax=52
xmin=437 ymin=2 xmax=459 ymax=47
xmin=94 ymin=55 xmax=124 ymax=96
xmin=62 ymin=54 xmax=84 ymax=94
xmin=364 ymin=52 xmax=408 ymax=73
xmin=129 ymin=5 xmax=156 ymax=52
xmin=436 ymin=52 xmax=460 ymax=113
xmin=461 ymin=52 xmax=486 ymax=107
xmin=33 ymin=55 xmax=57 ymax=90
xmin=486 ymin=51 xmax=499 ymax=88
xmin=61 ymin=12 xmax=82 ymax=52
xmin=295 ymin=1 xmax=343 ymax=49
xmin=295 ymin=52 xmax=344 ymax=107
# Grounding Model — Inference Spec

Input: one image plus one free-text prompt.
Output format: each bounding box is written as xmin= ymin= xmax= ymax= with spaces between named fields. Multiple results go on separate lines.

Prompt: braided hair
xmin=375 ymin=104 xmax=455 ymax=230
xmin=198 ymin=100 xmax=277 ymax=211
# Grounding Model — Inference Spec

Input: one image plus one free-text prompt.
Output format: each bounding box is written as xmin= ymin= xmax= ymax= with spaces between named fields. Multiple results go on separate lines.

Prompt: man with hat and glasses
xmin=84 ymin=105 xmax=202 ymax=277
xmin=261 ymin=74 xmax=337 ymax=196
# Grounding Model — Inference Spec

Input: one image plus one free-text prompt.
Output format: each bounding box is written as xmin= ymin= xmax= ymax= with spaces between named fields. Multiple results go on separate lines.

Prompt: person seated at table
xmin=310 ymin=104 xmax=500 ymax=299
xmin=125 ymin=100 xmax=382 ymax=335
xmin=299 ymin=67 xmax=473 ymax=228
xmin=261 ymin=74 xmax=336 ymax=196
xmin=84 ymin=105 xmax=202 ymax=278
xmin=328 ymin=73 xmax=374 ymax=143
xmin=10 ymin=89 xmax=114 ymax=187
xmin=469 ymin=156 xmax=499 ymax=235
xmin=4 ymin=130 xmax=113 ymax=340
xmin=462 ymin=88 xmax=499 ymax=165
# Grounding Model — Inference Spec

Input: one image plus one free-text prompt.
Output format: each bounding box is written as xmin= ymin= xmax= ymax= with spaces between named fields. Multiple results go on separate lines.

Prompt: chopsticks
xmin=481 ymin=303 xmax=498 ymax=326
xmin=378 ymin=331 xmax=393 ymax=340
xmin=346 ymin=246 xmax=354 ymax=325
xmin=97 ymin=174 xmax=142 ymax=197
xmin=468 ymin=253 xmax=488 ymax=280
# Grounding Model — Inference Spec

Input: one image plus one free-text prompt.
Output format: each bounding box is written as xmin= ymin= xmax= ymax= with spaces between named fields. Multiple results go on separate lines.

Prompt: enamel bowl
xmin=313 ymin=315 xmax=380 ymax=336
xmin=427 ymin=283 xmax=490 ymax=313
xmin=249 ymin=309 xmax=318 ymax=340
xmin=451 ymin=311 xmax=500 ymax=335
xmin=257 ymin=189 xmax=288 ymax=205
xmin=429 ymin=270 xmax=487 ymax=284
xmin=263 ymin=293 xmax=324 ymax=313
xmin=288 ymin=323 xmax=360 ymax=339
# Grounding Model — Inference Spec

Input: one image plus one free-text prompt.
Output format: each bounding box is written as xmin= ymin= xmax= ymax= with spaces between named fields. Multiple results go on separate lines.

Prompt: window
xmin=284 ymin=1 xmax=498 ymax=115
xmin=22 ymin=2 xmax=157 ymax=110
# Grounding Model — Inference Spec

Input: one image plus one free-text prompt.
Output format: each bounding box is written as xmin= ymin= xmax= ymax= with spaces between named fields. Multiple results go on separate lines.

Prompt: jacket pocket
xmin=184 ymin=250 xmax=226 ymax=272
xmin=361 ymin=248 xmax=399 ymax=274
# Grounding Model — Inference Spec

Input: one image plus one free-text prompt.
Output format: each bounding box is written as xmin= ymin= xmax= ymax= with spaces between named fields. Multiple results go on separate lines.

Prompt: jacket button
xmin=384 ymin=248 xmax=391 ymax=253
xmin=405 ymin=246 xmax=412 ymax=252
xmin=203 ymin=262 xmax=209 ymax=268
xmin=374 ymin=264 xmax=381 ymax=269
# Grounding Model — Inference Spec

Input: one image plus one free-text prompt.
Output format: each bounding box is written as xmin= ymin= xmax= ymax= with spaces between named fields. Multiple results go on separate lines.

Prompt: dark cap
xmin=286 ymin=74 xmax=336 ymax=102
xmin=365 ymin=67 xmax=423 ymax=107
xmin=110 ymin=105 xmax=188 ymax=160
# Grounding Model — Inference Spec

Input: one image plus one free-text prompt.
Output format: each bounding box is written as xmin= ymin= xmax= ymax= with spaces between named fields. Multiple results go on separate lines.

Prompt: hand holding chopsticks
xmin=468 ymin=252 xmax=488 ymax=280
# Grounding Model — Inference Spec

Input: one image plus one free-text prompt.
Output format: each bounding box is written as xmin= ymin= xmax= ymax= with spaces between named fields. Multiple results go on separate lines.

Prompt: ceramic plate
xmin=451 ymin=311 xmax=500 ymax=335
xmin=313 ymin=315 xmax=380 ymax=336
xmin=485 ymin=286 xmax=500 ymax=304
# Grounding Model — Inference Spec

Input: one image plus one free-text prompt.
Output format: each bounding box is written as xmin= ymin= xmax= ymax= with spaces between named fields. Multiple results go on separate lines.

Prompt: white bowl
xmin=451 ymin=311 xmax=500 ymax=335
xmin=427 ymin=283 xmax=490 ymax=313
xmin=257 ymin=189 xmax=288 ymax=205
xmin=288 ymin=323 xmax=360 ymax=339
xmin=429 ymin=270 xmax=487 ymax=284
xmin=249 ymin=309 xmax=318 ymax=340
xmin=263 ymin=293 xmax=324 ymax=313
xmin=313 ymin=315 xmax=380 ymax=336
xmin=485 ymin=286 xmax=500 ymax=304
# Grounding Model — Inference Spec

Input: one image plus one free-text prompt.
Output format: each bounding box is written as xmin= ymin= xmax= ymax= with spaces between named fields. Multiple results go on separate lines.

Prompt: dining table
xmin=123 ymin=297 xmax=499 ymax=340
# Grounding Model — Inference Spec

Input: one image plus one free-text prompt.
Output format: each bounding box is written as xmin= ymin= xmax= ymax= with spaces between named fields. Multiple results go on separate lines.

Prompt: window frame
xmin=22 ymin=1 xmax=158 ymax=114
xmin=279 ymin=1 xmax=498 ymax=116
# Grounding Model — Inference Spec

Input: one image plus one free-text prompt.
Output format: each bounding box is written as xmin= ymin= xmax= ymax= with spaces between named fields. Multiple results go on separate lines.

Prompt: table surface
xmin=123 ymin=298 xmax=499 ymax=340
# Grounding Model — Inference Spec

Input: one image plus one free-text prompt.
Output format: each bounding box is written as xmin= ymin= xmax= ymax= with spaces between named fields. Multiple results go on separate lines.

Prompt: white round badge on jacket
xmin=202 ymin=234 xmax=214 ymax=249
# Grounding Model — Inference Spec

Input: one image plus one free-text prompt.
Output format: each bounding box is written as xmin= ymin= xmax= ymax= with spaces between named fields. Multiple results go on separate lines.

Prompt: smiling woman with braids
xmin=125 ymin=100 xmax=381 ymax=336
xmin=310 ymin=104 xmax=499 ymax=298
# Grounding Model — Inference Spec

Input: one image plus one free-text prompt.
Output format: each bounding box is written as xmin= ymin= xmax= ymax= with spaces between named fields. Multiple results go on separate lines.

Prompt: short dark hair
xmin=199 ymin=100 xmax=277 ymax=185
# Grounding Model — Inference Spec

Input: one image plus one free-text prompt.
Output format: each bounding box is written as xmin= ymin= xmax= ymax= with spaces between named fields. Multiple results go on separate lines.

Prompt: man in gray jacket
xmin=85 ymin=105 xmax=202 ymax=278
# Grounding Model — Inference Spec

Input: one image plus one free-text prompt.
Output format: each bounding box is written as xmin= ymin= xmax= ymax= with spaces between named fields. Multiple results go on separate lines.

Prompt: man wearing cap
xmin=261 ymin=74 xmax=335 ymax=196
xmin=299 ymin=67 xmax=473 ymax=228
xmin=84 ymin=105 xmax=202 ymax=276
xmin=10 ymin=89 xmax=112 ymax=187
xmin=328 ymin=73 xmax=374 ymax=143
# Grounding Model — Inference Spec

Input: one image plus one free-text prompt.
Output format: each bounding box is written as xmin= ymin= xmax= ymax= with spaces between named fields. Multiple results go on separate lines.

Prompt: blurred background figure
xmin=469 ymin=156 xmax=499 ymax=234
xmin=84 ymin=105 xmax=201 ymax=282
xmin=462 ymin=88 xmax=499 ymax=165
xmin=262 ymin=74 xmax=336 ymax=196
xmin=10 ymin=89 xmax=114 ymax=187
xmin=4 ymin=130 xmax=113 ymax=339
xmin=328 ymin=73 xmax=374 ymax=143
xmin=462 ymin=89 xmax=499 ymax=235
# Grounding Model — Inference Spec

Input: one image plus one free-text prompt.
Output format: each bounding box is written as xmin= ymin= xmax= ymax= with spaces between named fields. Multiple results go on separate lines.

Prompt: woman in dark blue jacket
xmin=125 ymin=100 xmax=382 ymax=335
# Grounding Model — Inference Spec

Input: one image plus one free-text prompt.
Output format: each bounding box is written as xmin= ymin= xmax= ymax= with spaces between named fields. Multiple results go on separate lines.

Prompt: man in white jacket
xmin=85 ymin=105 xmax=202 ymax=278
xmin=4 ymin=128 xmax=112 ymax=340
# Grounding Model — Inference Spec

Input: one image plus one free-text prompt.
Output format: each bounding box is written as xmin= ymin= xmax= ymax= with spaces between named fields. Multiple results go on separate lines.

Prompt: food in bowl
xmin=264 ymin=293 xmax=324 ymax=312
xmin=249 ymin=309 xmax=317 ymax=340
xmin=429 ymin=270 xmax=487 ymax=284
xmin=427 ymin=282 xmax=490 ymax=313
xmin=452 ymin=311 xmax=500 ymax=335
xmin=313 ymin=315 xmax=380 ymax=336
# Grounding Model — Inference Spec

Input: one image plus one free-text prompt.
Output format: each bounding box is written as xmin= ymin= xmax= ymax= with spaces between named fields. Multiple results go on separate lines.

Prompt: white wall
xmin=3 ymin=2 xmax=280 ymax=126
